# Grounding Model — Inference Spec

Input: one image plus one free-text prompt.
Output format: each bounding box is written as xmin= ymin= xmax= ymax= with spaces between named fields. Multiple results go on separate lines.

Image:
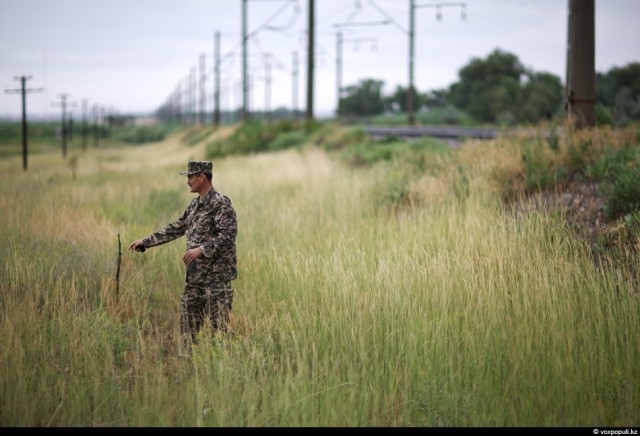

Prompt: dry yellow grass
xmin=1 ymin=124 xmax=638 ymax=426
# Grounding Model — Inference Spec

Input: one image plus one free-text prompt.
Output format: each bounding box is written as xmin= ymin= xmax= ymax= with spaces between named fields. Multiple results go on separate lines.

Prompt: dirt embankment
xmin=511 ymin=180 xmax=610 ymax=245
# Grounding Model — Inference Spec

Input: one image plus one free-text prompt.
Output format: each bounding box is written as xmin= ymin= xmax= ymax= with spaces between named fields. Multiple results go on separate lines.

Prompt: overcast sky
xmin=1 ymin=0 xmax=638 ymax=119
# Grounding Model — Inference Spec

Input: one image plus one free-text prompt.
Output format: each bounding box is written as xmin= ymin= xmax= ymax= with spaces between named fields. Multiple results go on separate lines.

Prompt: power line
xmin=243 ymin=0 xmax=299 ymax=121
xmin=264 ymin=0 xmax=301 ymax=31
xmin=365 ymin=0 xmax=408 ymax=34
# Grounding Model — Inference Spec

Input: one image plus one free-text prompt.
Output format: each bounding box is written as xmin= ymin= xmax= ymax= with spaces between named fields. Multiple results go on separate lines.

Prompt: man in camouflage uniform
xmin=128 ymin=160 xmax=238 ymax=343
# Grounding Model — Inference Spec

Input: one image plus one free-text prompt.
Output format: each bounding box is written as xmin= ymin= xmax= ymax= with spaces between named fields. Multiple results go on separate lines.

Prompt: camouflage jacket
xmin=142 ymin=188 xmax=238 ymax=285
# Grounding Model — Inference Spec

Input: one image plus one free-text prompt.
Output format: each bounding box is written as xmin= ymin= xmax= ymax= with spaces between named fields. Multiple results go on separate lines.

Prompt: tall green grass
xmin=0 ymin=129 xmax=638 ymax=426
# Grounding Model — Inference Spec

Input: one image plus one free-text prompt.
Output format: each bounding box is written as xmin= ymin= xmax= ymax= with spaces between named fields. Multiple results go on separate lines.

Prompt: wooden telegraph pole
xmin=4 ymin=75 xmax=43 ymax=170
xmin=52 ymin=94 xmax=74 ymax=158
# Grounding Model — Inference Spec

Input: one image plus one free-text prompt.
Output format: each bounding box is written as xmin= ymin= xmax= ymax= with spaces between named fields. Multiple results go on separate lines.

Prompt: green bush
xmin=319 ymin=127 xmax=366 ymax=151
xmin=581 ymin=146 xmax=640 ymax=220
xmin=587 ymin=146 xmax=636 ymax=180
xmin=342 ymin=142 xmax=395 ymax=166
xmin=206 ymin=120 xmax=308 ymax=158
xmin=417 ymin=105 xmax=477 ymax=126
xmin=604 ymin=161 xmax=640 ymax=219
xmin=341 ymin=137 xmax=451 ymax=169
xmin=268 ymin=131 xmax=306 ymax=151
xmin=109 ymin=125 xmax=167 ymax=144
xmin=595 ymin=104 xmax=615 ymax=127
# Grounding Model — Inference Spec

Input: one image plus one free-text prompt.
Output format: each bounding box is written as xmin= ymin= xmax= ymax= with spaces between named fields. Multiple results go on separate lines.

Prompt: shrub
xmin=417 ymin=105 xmax=477 ymax=126
xmin=110 ymin=126 xmax=167 ymax=144
xmin=595 ymin=104 xmax=615 ymax=127
xmin=320 ymin=127 xmax=367 ymax=151
xmin=604 ymin=159 xmax=640 ymax=219
xmin=268 ymin=131 xmax=306 ymax=151
xmin=342 ymin=142 xmax=395 ymax=166
xmin=206 ymin=120 xmax=309 ymax=158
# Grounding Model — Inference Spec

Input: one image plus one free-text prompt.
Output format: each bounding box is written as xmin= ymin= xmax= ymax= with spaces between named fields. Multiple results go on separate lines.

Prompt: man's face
xmin=187 ymin=173 xmax=203 ymax=192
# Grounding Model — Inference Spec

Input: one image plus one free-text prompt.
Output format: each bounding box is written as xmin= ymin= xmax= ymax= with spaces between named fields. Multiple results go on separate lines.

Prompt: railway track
xmin=362 ymin=125 xmax=501 ymax=140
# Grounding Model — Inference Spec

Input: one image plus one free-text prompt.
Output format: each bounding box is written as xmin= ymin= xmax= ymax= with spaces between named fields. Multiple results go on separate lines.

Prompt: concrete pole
xmin=565 ymin=0 xmax=595 ymax=128
xmin=306 ymin=0 xmax=315 ymax=120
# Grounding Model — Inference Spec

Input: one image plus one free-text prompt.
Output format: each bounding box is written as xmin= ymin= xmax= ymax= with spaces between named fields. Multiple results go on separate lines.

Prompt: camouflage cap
xmin=179 ymin=160 xmax=213 ymax=176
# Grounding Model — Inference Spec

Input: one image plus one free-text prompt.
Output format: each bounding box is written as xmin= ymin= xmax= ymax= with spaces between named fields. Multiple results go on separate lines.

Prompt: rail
xmin=362 ymin=125 xmax=501 ymax=140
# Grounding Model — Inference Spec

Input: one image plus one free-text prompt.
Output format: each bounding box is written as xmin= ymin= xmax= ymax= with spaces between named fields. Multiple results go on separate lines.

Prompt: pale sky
xmin=1 ymin=0 xmax=638 ymax=119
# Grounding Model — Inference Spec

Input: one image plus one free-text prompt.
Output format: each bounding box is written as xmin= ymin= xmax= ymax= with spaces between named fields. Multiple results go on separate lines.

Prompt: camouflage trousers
xmin=180 ymin=281 xmax=233 ymax=342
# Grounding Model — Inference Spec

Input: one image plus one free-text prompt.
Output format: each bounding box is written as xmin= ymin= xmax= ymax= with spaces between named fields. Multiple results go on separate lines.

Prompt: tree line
xmin=338 ymin=48 xmax=640 ymax=127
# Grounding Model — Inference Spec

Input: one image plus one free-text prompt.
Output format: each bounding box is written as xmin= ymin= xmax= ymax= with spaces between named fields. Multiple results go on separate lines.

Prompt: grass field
xmin=0 ymin=125 xmax=638 ymax=426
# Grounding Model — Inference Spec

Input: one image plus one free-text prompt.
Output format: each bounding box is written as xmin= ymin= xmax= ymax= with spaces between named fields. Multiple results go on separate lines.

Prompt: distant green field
xmin=0 ymin=121 xmax=175 ymax=157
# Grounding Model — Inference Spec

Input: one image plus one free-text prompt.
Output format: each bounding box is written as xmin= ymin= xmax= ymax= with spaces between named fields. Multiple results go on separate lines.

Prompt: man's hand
xmin=183 ymin=246 xmax=204 ymax=265
xmin=128 ymin=240 xmax=145 ymax=252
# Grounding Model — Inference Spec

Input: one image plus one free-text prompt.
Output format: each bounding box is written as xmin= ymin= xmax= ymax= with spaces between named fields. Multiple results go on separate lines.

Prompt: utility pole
xmin=92 ymin=104 xmax=100 ymax=147
xmin=336 ymin=32 xmax=342 ymax=116
xmin=176 ymin=81 xmax=182 ymax=124
xmin=292 ymin=51 xmax=299 ymax=119
xmin=242 ymin=0 xmax=249 ymax=121
xmin=101 ymin=106 xmax=108 ymax=139
xmin=565 ymin=0 xmax=595 ymax=128
xmin=235 ymin=80 xmax=242 ymax=123
xmin=184 ymin=76 xmax=188 ymax=124
xmin=53 ymin=94 xmax=72 ymax=158
xmin=408 ymin=0 xmax=416 ymax=125
xmin=4 ymin=75 xmax=42 ymax=171
xmin=408 ymin=1 xmax=466 ymax=125
xmin=199 ymin=53 xmax=206 ymax=125
xmin=191 ymin=68 xmax=197 ymax=124
xmin=335 ymin=32 xmax=377 ymax=117
xmin=67 ymin=112 xmax=74 ymax=143
xmin=306 ymin=0 xmax=315 ymax=120
xmin=184 ymin=74 xmax=190 ymax=125
xmin=265 ymin=56 xmax=272 ymax=123
xmin=249 ymin=74 xmax=254 ymax=114
xmin=214 ymin=31 xmax=221 ymax=126
xmin=81 ymin=100 xmax=88 ymax=150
